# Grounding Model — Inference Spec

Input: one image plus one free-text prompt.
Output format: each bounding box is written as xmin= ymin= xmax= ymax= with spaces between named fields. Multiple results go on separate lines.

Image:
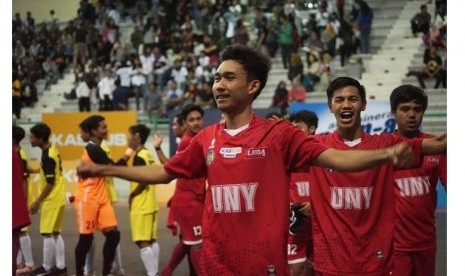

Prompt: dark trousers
xmin=78 ymin=97 xmax=91 ymax=112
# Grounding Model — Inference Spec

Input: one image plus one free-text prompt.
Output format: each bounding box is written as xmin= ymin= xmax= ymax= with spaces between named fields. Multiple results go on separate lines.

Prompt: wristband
xmin=155 ymin=147 xmax=161 ymax=150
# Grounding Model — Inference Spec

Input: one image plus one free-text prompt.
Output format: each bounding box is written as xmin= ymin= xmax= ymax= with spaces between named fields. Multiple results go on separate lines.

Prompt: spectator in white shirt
xmin=76 ymin=77 xmax=92 ymax=112
xmin=97 ymin=68 xmax=115 ymax=111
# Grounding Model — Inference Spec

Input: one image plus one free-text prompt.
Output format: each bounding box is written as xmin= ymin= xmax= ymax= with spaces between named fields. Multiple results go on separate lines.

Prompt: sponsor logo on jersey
xmin=376 ymin=248 xmax=384 ymax=259
xmin=206 ymin=148 xmax=215 ymax=166
xmin=219 ymin=147 xmax=242 ymax=158
xmin=206 ymin=139 xmax=216 ymax=166
xmin=426 ymin=156 xmax=440 ymax=164
xmin=245 ymin=147 xmax=267 ymax=158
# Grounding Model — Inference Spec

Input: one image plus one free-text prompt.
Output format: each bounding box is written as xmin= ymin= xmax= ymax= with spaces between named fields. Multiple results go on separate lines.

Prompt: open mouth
xmin=340 ymin=111 xmax=353 ymax=122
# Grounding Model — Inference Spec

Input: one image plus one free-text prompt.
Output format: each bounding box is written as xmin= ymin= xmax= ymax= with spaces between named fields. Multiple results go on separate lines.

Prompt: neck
xmin=398 ymin=129 xmax=420 ymax=139
xmin=40 ymin=142 xmax=51 ymax=150
xmin=224 ymin=106 xmax=254 ymax=129
xmin=90 ymin=137 xmax=102 ymax=145
xmin=337 ymin=127 xmax=363 ymax=141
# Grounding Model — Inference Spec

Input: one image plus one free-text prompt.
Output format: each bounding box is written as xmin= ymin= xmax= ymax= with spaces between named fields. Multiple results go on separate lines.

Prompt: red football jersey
xmin=392 ymin=131 xmax=447 ymax=251
xmin=288 ymin=172 xmax=313 ymax=263
xmin=164 ymin=115 xmax=328 ymax=275
xmin=171 ymin=131 xmax=207 ymax=207
xmin=309 ymin=131 xmax=422 ymax=275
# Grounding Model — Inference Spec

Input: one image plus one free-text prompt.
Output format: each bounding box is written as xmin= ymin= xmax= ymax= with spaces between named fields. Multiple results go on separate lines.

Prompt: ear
xmin=361 ymin=102 xmax=367 ymax=111
xmin=309 ymin=125 xmax=316 ymax=134
xmin=248 ymin=80 xmax=261 ymax=97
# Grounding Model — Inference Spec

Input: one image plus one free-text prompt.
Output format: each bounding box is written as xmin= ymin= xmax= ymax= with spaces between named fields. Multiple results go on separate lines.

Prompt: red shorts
xmin=172 ymin=205 xmax=203 ymax=245
xmin=393 ymin=248 xmax=436 ymax=276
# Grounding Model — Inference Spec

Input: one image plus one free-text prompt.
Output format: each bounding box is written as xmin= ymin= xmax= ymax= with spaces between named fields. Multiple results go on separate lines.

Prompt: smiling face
xmin=392 ymin=100 xmax=424 ymax=137
xmin=212 ymin=60 xmax=259 ymax=115
xmin=329 ymin=85 xmax=366 ymax=139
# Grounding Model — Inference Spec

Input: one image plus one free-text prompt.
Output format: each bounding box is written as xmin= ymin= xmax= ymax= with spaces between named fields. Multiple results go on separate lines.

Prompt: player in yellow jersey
xmin=28 ymin=123 xmax=68 ymax=276
xmin=128 ymin=124 xmax=161 ymax=276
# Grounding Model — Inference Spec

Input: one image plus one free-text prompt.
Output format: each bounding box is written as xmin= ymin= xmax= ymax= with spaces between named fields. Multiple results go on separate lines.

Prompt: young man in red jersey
xmin=154 ymin=104 xmax=207 ymax=275
xmin=389 ymin=85 xmax=446 ymax=276
xmin=77 ymin=45 xmax=445 ymax=275
xmin=287 ymin=110 xmax=319 ymax=276
xmin=308 ymin=77 xmax=446 ymax=276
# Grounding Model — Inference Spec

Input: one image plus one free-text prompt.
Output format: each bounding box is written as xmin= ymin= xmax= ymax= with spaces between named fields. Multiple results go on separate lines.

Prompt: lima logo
xmin=245 ymin=147 xmax=267 ymax=158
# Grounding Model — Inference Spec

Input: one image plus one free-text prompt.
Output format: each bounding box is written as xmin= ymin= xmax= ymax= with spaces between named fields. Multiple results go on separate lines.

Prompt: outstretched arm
xmin=313 ymin=142 xmax=412 ymax=172
xmin=422 ymin=133 xmax=446 ymax=155
xmin=77 ymin=162 xmax=175 ymax=184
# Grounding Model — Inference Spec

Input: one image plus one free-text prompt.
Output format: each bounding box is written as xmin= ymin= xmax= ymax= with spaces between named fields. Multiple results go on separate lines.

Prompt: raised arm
xmin=313 ymin=142 xmax=413 ymax=172
xmin=153 ymin=132 xmax=170 ymax=164
xmin=421 ymin=133 xmax=447 ymax=155
xmin=77 ymin=162 xmax=175 ymax=185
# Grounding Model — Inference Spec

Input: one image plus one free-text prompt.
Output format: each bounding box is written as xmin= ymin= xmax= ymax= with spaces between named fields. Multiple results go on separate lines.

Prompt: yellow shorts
xmin=106 ymin=181 xmax=118 ymax=203
xmin=74 ymin=198 xmax=117 ymax=234
xmin=130 ymin=211 xmax=158 ymax=242
xmin=39 ymin=206 xmax=65 ymax=234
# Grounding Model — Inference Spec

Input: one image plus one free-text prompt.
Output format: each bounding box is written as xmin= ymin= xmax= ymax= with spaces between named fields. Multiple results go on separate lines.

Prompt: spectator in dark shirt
xmin=113 ymin=78 xmax=131 ymax=110
xmin=410 ymin=5 xmax=431 ymax=37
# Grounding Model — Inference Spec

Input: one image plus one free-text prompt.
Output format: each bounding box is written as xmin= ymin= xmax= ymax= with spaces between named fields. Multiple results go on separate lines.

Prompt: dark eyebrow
xmin=214 ymin=71 xmax=236 ymax=78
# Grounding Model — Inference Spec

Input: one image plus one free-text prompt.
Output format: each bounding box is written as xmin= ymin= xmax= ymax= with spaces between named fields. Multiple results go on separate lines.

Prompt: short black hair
xmin=13 ymin=125 xmax=26 ymax=144
xmin=129 ymin=124 xmax=151 ymax=144
xmin=30 ymin=123 xmax=51 ymax=141
xmin=327 ymin=77 xmax=366 ymax=107
xmin=79 ymin=115 xmax=106 ymax=133
xmin=174 ymin=113 xmax=184 ymax=126
xmin=219 ymin=44 xmax=271 ymax=100
xmin=389 ymin=84 xmax=428 ymax=112
xmin=289 ymin=110 xmax=319 ymax=129
xmin=181 ymin=104 xmax=204 ymax=122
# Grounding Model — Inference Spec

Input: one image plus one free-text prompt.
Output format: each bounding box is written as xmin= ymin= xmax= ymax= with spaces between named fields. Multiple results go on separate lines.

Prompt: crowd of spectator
xmin=13 ymin=0 xmax=446 ymax=121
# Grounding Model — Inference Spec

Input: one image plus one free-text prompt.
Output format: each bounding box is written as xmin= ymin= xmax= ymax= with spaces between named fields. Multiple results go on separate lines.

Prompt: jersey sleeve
xmin=86 ymin=144 xmax=113 ymax=165
xmin=42 ymin=154 xmax=56 ymax=183
xmin=286 ymin=124 xmax=329 ymax=172
xmin=133 ymin=154 xmax=147 ymax=166
xmin=164 ymin=132 xmax=207 ymax=179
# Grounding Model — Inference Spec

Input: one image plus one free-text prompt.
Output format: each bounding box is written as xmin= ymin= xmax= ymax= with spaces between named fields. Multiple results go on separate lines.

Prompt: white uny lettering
xmin=211 ymin=183 xmax=258 ymax=213
xmin=345 ymin=188 xmax=361 ymax=209
xmin=330 ymin=187 xmax=344 ymax=209
xmin=212 ymin=186 xmax=223 ymax=212
xmin=331 ymin=186 xmax=373 ymax=209
xmin=396 ymin=176 xmax=432 ymax=197
xmin=296 ymin=181 xmax=310 ymax=196
xmin=240 ymin=183 xmax=257 ymax=211
xmin=362 ymin=187 xmax=373 ymax=209
xmin=223 ymin=185 xmax=241 ymax=212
